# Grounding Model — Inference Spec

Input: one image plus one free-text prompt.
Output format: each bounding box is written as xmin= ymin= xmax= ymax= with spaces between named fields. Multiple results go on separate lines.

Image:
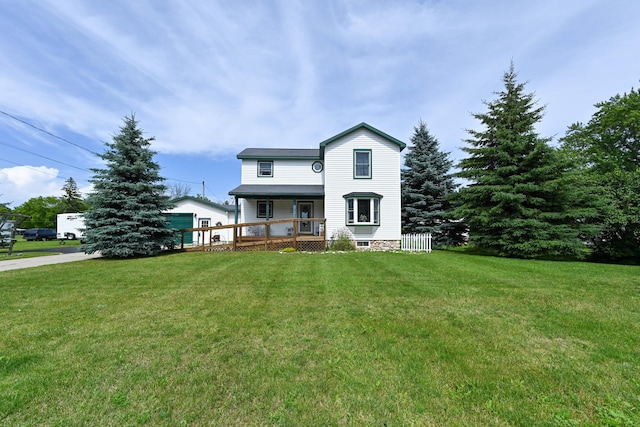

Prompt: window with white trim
xmin=354 ymin=150 xmax=371 ymax=178
xmin=345 ymin=196 xmax=380 ymax=225
xmin=258 ymin=161 xmax=273 ymax=177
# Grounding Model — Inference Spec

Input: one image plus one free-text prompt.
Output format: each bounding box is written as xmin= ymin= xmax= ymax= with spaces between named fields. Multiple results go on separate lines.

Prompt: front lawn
xmin=1 ymin=251 xmax=638 ymax=425
xmin=0 ymin=238 xmax=83 ymax=260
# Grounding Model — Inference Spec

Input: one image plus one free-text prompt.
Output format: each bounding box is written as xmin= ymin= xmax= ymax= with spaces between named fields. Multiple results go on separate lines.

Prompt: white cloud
xmin=1 ymin=0 xmax=640 ymax=202
xmin=0 ymin=166 xmax=63 ymax=207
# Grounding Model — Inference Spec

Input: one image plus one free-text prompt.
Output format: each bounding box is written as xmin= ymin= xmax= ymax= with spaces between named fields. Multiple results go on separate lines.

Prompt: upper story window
xmin=258 ymin=161 xmax=273 ymax=177
xmin=354 ymin=150 xmax=371 ymax=179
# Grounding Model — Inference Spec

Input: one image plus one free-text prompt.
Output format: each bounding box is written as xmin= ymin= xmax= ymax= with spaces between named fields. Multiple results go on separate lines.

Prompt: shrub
xmin=329 ymin=227 xmax=355 ymax=251
xmin=281 ymin=247 xmax=296 ymax=253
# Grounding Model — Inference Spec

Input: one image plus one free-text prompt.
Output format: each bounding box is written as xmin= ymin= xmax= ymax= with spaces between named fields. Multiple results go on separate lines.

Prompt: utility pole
xmin=202 ymin=181 xmax=205 ymax=200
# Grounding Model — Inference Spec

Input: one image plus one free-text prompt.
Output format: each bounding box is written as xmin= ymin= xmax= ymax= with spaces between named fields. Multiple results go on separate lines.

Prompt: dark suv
xmin=23 ymin=228 xmax=58 ymax=241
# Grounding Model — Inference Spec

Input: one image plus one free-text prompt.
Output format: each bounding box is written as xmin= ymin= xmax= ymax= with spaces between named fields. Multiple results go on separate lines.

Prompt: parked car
xmin=23 ymin=228 xmax=58 ymax=241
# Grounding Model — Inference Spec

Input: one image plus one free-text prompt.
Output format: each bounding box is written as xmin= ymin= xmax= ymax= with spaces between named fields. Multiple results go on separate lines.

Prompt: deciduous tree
xmin=14 ymin=196 xmax=61 ymax=228
xmin=560 ymin=87 xmax=640 ymax=263
xmin=0 ymin=195 xmax=10 ymax=212
xmin=167 ymin=182 xmax=192 ymax=200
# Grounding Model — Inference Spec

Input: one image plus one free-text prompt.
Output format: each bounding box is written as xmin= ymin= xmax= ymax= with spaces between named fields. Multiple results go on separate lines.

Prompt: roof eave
xmin=169 ymin=195 xmax=236 ymax=212
xmin=319 ymin=122 xmax=407 ymax=151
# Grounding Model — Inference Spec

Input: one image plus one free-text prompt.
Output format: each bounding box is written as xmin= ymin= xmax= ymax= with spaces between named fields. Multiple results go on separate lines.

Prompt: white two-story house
xmin=228 ymin=122 xmax=406 ymax=250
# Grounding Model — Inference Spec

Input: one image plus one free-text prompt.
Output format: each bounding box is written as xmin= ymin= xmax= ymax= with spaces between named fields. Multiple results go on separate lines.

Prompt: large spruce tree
xmin=455 ymin=64 xmax=593 ymax=258
xmin=401 ymin=120 xmax=466 ymax=246
xmin=83 ymin=115 xmax=175 ymax=258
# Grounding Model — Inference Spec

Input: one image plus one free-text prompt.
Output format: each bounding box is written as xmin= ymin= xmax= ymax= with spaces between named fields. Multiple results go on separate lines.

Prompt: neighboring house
xmin=229 ymin=122 xmax=406 ymax=250
xmin=165 ymin=196 xmax=236 ymax=244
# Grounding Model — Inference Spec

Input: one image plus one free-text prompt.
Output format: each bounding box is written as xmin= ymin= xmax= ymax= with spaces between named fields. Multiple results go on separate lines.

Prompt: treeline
xmin=4 ymin=64 xmax=637 ymax=263
xmin=402 ymin=63 xmax=639 ymax=264
xmin=1 ymin=178 xmax=88 ymax=229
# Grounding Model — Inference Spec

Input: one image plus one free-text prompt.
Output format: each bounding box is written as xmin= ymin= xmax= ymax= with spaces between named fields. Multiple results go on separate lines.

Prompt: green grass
xmin=0 ymin=238 xmax=82 ymax=260
xmin=1 ymin=251 xmax=639 ymax=425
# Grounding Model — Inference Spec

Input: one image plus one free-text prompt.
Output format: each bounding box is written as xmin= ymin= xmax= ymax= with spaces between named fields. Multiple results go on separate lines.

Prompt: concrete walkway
xmin=0 ymin=252 xmax=102 ymax=272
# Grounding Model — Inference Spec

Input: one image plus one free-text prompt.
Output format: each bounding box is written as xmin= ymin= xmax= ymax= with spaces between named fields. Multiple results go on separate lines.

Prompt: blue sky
xmin=1 ymin=0 xmax=639 ymax=207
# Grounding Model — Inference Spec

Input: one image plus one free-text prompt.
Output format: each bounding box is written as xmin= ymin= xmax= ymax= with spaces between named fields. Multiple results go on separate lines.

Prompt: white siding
xmin=241 ymin=159 xmax=324 ymax=186
xmin=324 ymin=129 xmax=402 ymax=241
xmin=166 ymin=200 xmax=235 ymax=243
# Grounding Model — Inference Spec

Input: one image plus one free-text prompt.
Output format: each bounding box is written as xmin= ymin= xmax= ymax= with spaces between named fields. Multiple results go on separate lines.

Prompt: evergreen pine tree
xmin=83 ymin=115 xmax=175 ymax=258
xmin=455 ymin=64 xmax=594 ymax=258
xmin=59 ymin=177 xmax=86 ymax=213
xmin=401 ymin=120 xmax=466 ymax=246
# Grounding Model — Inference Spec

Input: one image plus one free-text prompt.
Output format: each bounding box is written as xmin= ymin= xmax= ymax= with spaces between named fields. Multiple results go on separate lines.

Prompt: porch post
xmin=266 ymin=198 xmax=270 ymax=221
xmin=265 ymin=198 xmax=271 ymax=245
xmin=234 ymin=196 xmax=239 ymax=224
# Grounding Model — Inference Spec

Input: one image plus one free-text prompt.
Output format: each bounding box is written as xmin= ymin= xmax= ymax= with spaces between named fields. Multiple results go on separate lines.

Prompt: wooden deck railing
xmin=179 ymin=218 xmax=326 ymax=252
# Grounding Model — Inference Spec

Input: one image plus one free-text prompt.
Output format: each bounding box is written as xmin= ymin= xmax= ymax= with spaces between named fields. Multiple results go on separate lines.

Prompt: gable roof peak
xmin=319 ymin=122 xmax=406 ymax=151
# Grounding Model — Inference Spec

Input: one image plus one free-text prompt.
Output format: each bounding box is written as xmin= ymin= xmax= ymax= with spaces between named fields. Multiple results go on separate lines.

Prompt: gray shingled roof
xmin=319 ymin=122 xmax=406 ymax=151
xmin=237 ymin=148 xmax=320 ymax=159
xmin=169 ymin=195 xmax=236 ymax=212
xmin=229 ymin=184 xmax=324 ymax=198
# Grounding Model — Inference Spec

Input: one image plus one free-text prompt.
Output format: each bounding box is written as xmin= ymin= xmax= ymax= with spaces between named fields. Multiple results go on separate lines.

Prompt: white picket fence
xmin=401 ymin=233 xmax=432 ymax=253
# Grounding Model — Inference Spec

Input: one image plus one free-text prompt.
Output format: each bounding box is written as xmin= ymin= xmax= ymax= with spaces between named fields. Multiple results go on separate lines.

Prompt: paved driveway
xmin=0 ymin=251 xmax=101 ymax=272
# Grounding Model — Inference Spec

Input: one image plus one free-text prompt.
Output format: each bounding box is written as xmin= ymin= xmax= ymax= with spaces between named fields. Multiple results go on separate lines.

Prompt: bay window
xmin=344 ymin=193 xmax=381 ymax=225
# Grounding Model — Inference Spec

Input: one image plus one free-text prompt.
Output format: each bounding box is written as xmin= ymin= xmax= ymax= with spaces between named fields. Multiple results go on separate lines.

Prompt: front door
xmin=198 ymin=218 xmax=210 ymax=245
xmin=298 ymin=202 xmax=313 ymax=234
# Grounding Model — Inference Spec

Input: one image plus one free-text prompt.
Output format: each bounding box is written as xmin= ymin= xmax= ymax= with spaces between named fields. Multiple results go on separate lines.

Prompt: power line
xmin=0 ymin=110 xmax=101 ymax=156
xmin=0 ymin=150 xmax=201 ymax=190
xmin=0 ymin=110 xmax=206 ymax=191
xmin=0 ymin=156 xmax=62 ymax=177
xmin=0 ymin=156 xmax=92 ymax=196
xmin=0 ymin=141 xmax=92 ymax=173
xmin=165 ymin=176 xmax=201 ymax=185
xmin=204 ymin=183 xmax=228 ymax=204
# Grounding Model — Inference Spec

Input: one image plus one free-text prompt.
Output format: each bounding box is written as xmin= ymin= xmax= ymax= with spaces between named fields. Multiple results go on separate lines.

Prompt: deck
xmin=178 ymin=218 xmax=327 ymax=252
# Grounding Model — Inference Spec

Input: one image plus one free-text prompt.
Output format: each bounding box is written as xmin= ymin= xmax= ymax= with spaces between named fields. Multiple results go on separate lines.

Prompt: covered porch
xmin=228 ymin=184 xmax=325 ymax=235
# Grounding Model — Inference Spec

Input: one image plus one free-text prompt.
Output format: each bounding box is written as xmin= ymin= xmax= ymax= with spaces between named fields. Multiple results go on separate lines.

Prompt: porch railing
xmin=179 ymin=217 xmax=326 ymax=252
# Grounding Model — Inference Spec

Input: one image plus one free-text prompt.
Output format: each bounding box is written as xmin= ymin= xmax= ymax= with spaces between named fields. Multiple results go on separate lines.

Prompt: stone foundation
xmin=356 ymin=240 xmax=400 ymax=251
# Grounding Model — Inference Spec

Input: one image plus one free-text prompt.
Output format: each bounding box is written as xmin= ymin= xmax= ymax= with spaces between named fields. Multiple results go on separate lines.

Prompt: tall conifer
xmin=455 ymin=64 xmax=592 ymax=258
xmin=59 ymin=177 xmax=86 ymax=213
xmin=83 ymin=115 xmax=175 ymax=258
xmin=401 ymin=120 xmax=465 ymax=246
